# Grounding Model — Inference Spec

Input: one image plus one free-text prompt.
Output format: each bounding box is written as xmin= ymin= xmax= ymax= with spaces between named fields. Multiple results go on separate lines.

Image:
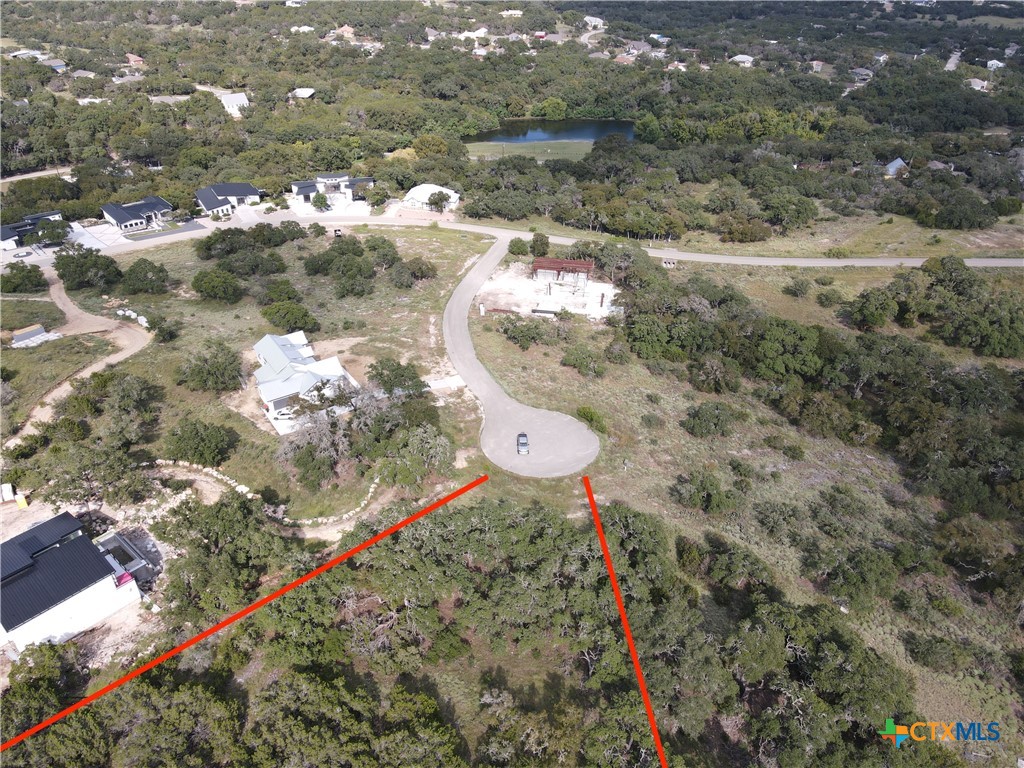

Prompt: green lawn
xmin=465 ymin=140 xmax=595 ymax=162
xmin=0 ymin=299 xmax=66 ymax=332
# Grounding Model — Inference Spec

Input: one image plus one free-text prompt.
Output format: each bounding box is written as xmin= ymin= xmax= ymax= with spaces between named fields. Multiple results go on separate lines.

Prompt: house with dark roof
xmin=101 ymin=196 xmax=173 ymax=232
xmin=195 ymin=183 xmax=261 ymax=216
xmin=289 ymin=174 xmax=374 ymax=203
xmin=1 ymin=211 xmax=63 ymax=251
xmin=884 ymin=157 xmax=910 ymax=179
xmin=0 ymin=514 xmax=142 ymax=651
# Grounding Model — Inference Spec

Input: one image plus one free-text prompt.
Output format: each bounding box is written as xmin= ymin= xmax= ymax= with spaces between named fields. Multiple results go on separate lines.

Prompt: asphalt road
xmin=442 ymin=232 xmax=601 ymax=478
xmin=4 ymin=208 xmax=1018 ymax=478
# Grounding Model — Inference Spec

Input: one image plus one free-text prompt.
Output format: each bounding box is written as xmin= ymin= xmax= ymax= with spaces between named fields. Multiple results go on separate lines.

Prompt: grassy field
xmin=464 ymin=140 xmax=595 ymax=162
xmin=0 ymin=299 xmax=65 ymax=332
xmin=460 ymin=204 xmax=1024 ymax=261
xmin=66 ymin=225 xmax=493 ymax=517
xmin=462 ymin=297 xmax=1022 ymax=748
xmin=2 ymin=335 xmax=113 ymax=433
xmin=958 ymin=14 xmax=1024 ymax=28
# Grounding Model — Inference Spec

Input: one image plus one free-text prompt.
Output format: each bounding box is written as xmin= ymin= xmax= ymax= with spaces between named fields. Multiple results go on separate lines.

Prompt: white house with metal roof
xmin=253 ymin=331 xmax=359 ymax=434
xmin=289 ymin=174 xmax=374 ymax=205
xmin=403 ymin=183 xmax=460 ymax=211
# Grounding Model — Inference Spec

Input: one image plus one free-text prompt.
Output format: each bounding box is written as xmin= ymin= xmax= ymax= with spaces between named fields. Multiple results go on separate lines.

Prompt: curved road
xmin=4 ymin=267 xmax=151 ymax=446
xmin=5 ymin=211 xmax=1017 ymax=477
xmin=442 ymin=232 xmax=601 ymax=477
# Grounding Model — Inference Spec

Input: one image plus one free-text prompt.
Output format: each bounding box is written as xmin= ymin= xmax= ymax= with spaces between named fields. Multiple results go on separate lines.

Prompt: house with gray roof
xmin=1 ymin=211 xmax=63 ymax=251
xmin=195 ymin=183 xmax=261 ymax=216
xmin=101 ymin=196 xmax=172 ymax=231
xmin=0 ymin=514 xmax=142 ymax=652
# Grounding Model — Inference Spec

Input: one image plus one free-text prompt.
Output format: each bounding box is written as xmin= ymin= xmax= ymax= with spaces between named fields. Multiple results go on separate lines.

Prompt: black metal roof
xmin=100 ymin=196 xmax=171 ymax=225
xmin=1 ymin=514 xmax=115 ymax=631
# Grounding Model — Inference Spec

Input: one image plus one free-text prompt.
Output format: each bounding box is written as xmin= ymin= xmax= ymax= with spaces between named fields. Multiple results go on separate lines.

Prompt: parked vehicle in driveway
xmin=517 ymin=432 xmax=529 ymax=455
xmin=13 ymin=251 xmax=32 ymax=258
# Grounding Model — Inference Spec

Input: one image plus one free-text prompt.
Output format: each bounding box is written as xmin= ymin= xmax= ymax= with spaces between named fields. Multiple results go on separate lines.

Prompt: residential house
xmin=290 ymin=87 xmax=316 ymax=99
xmin=583 ymin=16 xmax=605 ymax=29
xmin=100 ymin=196 xmax=173 ymax=232
xmin=125 ymin=53 xmax=144 ymax=68
xmin=76 ymin=97 xmax=109 ymax=105
xmin=8 ymin=49 xmax=42 ymax=60
xmin=289 ymin=174 xmax=374 ymax=203
xmin=219 ymin=92 xmax=250 ymax=118
xmin=665 ymin=61 xmax=687 ymax=71
xmin=403 ymin=183 xmax=460 ymax=211
xmin=626 ymin=40 xmax=653 ymax=54
xmin=195 ymin=183 xmax=261 ymax=215
xmin=253 ymin=332 xmax=358 ymax=432
xmin=499 ymin=9 xmax=523 ymax=17
xmin=0 ymin=514 xmax=142 ymax=652
xmin=39 ymin=58 xmax=66 ymax=73
xmin=290 ymin=25 xmax=315 ymax=33
xmin=425 ymin=27 xmax=441 ymax=41
xmin=613 ymin=53 xmax=637 ymax=65
xmin=337 ymin=24 xmax=356 ymax=39
xmin=729 ymin=54 xmax=754 ymax=67
xmin=987 ymin=59 xmax=1006 ymax=70
xmin=851 ymin=67 xmax=874 ymax=82
xmin=884 ymin=157 xmax=910 ymax=178
xmin=458 ymin=27 xmax=489 ymax=41
xmin=810 ymin=60 xmax=824 ymax=72
xmin=1005 ymin=43 xmax=1019 ymax=58
xmin=71 ymin=69 xmax=96 ymax=79
xmin=285 ymin=0 xmax=307 ymax=6
xmin=965 ymin=77 xmax=989 ymax=91
xmin=0 ymin=212 xmax=63 ymax=251
xmin=649 ymin=34 xmax=672 ymax=45
xmin=873 ymin=51 xmax=889 ymax=64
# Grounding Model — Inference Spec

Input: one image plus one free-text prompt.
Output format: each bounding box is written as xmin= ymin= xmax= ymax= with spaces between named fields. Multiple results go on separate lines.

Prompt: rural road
xmin=3 ymin=209 xmax=1017 ymax=473
xmin=442 ymin=232 xmax=601 ymax=477
xmin=4 ymin=267 xmax=151 ymax=445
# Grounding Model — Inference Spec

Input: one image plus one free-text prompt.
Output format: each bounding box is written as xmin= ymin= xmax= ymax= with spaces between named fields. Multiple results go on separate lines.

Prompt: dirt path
xmin=4 ymin=268 xmax=151 ymax=445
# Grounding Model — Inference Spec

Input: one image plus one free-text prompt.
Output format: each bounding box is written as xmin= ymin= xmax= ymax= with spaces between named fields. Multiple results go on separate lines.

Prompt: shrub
xmin=849 ymin=287 xmax=898 ymax=329
xmin=192 ymin=269 xmax=244 ymax=303
xmin=640 ymin=413 xmax=664 ymax=429
xmin=825 ymin=547 xmax=898 ymax=612
xmin=407 ymin=257 xmax=438 ymax=280
xmin=816 ymin=288 xmax=844 ymax=308
xmin=824 ymin=246 xmax=851 ymax=259
xmin=121 ymin=258 xmax=169 ymax=294
xmin=364 ymin=235 xmax=400 ymax=268
xmin=669 ymin=468 xmax=739 ymax=514
xmin=257 ymin=278 xmax=301 ymax=306
xmin=688 ymin=356 xmax=742 ymax=394
xmin=0 ymin=262 xmax=48 ymax=293
xmin=903 ymin=632 xmax=972 ymax=672
xmin=388 ymin=261 xmax=415 ymax=288
xmin=681 ymin=402 xmax=745 ymax=437
xmin=814 ymin=275 xmax=834 ymax=286
xmin=783 ymin=277 xmax=812 ymax=298
xmin=992 ymin=196 xmax=1022 ymax=216
xmin=561 ymin=344 xmax=606 ymax=378
xmin=261 ymin=301 xmax=321 ymax=333
xmin=604 ymin=339 xmax=630 ymax=364
xmin=54 ymin=243 xmax=122 ymax=290
xmin=781 ymin=443 xmax=805 ymax=460
xmin=177 ymin=340 xmax=241 ymax=392
xmin=576 ymin=405 xmax=607 ymax=433
xmin=508 ymin=237 xmax=529 ymax=256
xmin=530 ymin=232 xmax=550 ymax=257
xmin=497 ymin=315 xmax=550 ymax=350
xmin=165 ymin=419 xmax=238 ymax=466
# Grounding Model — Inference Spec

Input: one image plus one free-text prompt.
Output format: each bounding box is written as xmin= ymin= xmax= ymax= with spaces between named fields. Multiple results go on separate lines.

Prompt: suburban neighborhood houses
xmin=0 ymin=1 xmax=1023 ymax=764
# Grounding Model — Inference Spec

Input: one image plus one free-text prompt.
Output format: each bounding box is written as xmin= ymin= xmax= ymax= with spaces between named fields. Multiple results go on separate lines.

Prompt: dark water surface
xmin=467 ymin=119 xmax=635 ymax=143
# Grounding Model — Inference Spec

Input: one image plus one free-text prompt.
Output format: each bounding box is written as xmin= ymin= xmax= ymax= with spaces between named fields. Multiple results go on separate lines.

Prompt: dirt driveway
xmin=4 ymin=268 xmax=151 ymax=445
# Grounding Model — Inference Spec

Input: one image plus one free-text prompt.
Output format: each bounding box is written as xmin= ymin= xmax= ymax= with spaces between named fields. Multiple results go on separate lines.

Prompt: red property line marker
xmin=1 ymin=474 xmax=489 ymax=753
xmin=582 ymin=476 xmax=670 ymax=768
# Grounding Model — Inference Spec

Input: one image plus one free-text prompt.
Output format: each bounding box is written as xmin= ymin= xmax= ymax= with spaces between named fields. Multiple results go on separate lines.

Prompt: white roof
xmin=291 ymin=88 xmax=315 ymax=98
xmin=253 ymin=332 xmax=352 ymax=404
xmin=290 ymin=25 xmax=315 ymax=33
xmin=499 ymin=9 xmax=523 ymax=17
xmin=729 ymin=54 xmax=754 ymax=63
xmin=404 ymin=183 xmax=460 ymax=205
xmin=219 ymin=92 xmax=250 ymax=116
xmin=584 ymin=16 xmax=604 ymax=24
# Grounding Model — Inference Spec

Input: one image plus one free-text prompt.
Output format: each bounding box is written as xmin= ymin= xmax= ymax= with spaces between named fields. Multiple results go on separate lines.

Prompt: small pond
xmin=467 ymin=119 xmax=634 ymax=143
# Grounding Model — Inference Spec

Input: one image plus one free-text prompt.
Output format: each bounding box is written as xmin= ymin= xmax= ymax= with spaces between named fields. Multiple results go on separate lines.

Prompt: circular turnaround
xmin=442 ymin=234 xmax=601 ymax=478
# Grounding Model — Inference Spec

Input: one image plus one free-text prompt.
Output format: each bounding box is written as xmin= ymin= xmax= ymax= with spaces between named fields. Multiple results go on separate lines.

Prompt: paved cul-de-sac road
xmin=442 ymin=232 xmax=601 ymax=478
